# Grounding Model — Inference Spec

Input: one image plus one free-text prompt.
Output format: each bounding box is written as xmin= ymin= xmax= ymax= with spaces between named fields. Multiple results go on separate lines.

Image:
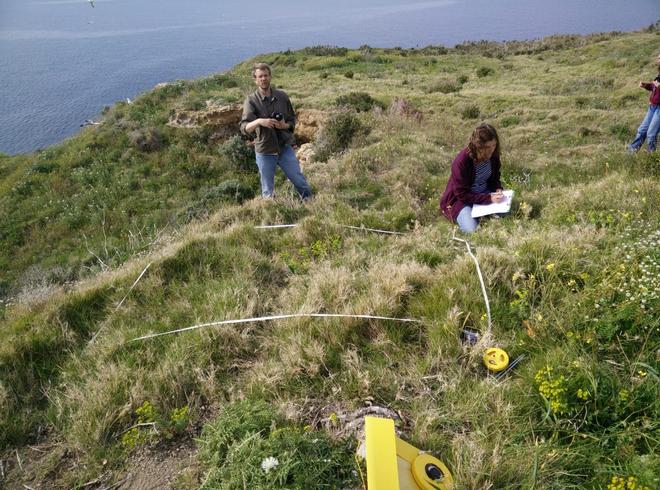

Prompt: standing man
xmin=240 ymin=63 xmax=313 ymax=199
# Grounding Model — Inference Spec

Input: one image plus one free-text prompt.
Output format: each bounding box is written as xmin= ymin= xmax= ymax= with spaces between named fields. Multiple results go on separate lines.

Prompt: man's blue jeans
xmin=255 ymin=145 xmax=312 ymax=199
xmin=629 ymin=104 xmax=660 ymax=152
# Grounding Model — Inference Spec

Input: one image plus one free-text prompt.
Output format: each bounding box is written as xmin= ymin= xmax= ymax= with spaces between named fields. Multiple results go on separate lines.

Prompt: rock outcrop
xmin=294 ymin=108 xmax=327 ymax=144
xmin=167 ymin=103 xmax=328 ymax=150
xmin=167 ymin=101 xmax=242 ymax=129
xmin=296 ymin=143 xmax=315 ymax=165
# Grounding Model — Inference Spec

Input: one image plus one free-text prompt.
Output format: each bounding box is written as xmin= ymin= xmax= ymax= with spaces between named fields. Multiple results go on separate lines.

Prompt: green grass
xmin=1 ymin=28 xmax=659 ymax=489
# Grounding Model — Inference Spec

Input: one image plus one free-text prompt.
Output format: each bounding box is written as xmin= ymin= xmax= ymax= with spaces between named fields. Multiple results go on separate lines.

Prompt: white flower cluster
xmin=261 ymin=456 xmax=279 ymax=473
xmin=608 ymin=226 xmax=659 ymax=312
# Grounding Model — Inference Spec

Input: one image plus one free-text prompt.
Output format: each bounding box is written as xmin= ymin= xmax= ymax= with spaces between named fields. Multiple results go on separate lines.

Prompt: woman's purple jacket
xmin=641 ymin=75 xmax=660 ymax=105
xmin=439 ymin=147 xmax=502 ymax=222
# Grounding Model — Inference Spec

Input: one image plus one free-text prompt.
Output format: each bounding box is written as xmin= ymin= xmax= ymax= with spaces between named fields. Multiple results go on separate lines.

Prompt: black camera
xmin=270 ymin=112 xmax=283 ymax=121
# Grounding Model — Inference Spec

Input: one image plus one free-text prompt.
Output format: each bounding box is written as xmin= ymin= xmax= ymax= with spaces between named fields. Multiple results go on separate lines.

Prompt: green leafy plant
xmin=120 ymin=401 xmax=190 ymax=449
xmin=476 ymin=66 xmax=495 ymax=77
xmin=334 ymin=92 xmax=381 ymax=112
xmin=426 ymin=78 xmax=463 ymax=94
xmin=313 ymin=111 xmax=368 ymax=161
xmin=218 ymin=135 xmax=256 ymax=171
xmin=460 ymin=104 xmax=480 ymax=119
xmin=199 ymin=400 xmax=357 ymax=489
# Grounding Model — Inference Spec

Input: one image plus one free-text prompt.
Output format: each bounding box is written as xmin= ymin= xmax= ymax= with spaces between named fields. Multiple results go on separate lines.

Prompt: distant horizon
xmin=1 ymin=0 xmax=659 ymax=155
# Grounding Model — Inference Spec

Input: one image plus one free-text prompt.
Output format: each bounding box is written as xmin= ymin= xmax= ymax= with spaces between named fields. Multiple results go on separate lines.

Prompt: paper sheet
xmin=471 ymin=190 xmax=514 ymax=218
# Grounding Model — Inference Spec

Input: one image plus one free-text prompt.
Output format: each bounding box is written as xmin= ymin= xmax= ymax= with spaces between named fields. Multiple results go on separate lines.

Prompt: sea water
xmin=1 ymin=0 xmax=658 ymax=154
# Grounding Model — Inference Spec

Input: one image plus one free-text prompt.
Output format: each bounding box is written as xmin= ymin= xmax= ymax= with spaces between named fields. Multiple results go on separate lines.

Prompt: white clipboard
xmin=471 ymin=190 xmax=514 ymax=218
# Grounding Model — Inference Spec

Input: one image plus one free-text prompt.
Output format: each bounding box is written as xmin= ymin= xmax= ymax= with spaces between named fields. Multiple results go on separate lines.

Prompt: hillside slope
xmin=1 ymin=29 xmax=659 ymax=489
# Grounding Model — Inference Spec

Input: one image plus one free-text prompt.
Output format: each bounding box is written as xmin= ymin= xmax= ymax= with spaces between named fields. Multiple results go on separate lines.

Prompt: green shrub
xmin=199 ymin=400 xmax=356 ymax=490
xmin=500 ymin=115 xmax=521 ymax=127
xmin=183 ymin=95 xmax=207 ymax=111
xmin=575 ymin=96 xmax=589 ymax=108
xmin=218 ymin=135 xmax=256 ymax=171
xmin=313 ymin=111 xmax=368 ymax=162
xmin=301 ymin=46 xmax=348 ymax=56
xmin=334 ymin=92 xmax=381 ymax=112
xmin=121 ymin=401 xmax=191 ymax=449
xmin=302 ymin=57 xmax=348 ymax=71
xmin=418 ymin=45 xmax=448 ymax=55
xmin=209 ymin=73 xmax=239 ymax=89
xmin=426 ymin=78 xmax=462 ymax=94
xmin=200 ymin=400 xmax=278 ymax=467
xmin=460 ymin=104 xmax=480 ymax=119
xmin=205 ymin=180 xmax=255 ymax=204
xmin=609 ymin=123 xmax=631 ymax=142
xmin=577 ymin=126 xmax=599 ymax=138
xmin=128 ymin=127 xmax=166 ymax=152
xmin=29 ymin=161 xmax=57 ymax=174
xmin=181 ymin=179 xmax=256 ymax=221
xmin=344 ymin=71 xmax=354 ymax=79
xmin=181 ymin=156 xmax=218 ymax=181
xmin=477 ymin=66 xmax=495 ymax=77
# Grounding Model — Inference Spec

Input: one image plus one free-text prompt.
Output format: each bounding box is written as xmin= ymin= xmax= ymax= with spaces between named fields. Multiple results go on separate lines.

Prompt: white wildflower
xmin=261 ymin=456 xmax=279 ymax=473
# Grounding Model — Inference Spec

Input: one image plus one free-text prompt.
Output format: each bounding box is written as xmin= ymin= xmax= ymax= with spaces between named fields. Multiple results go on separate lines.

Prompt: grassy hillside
xmin=1 ymin=28 xmax=659 ymax=489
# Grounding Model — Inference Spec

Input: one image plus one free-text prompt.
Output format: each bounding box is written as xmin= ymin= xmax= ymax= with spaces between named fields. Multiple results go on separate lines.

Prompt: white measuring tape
xmin=129 ymin=313 xmax=421 ymax=342
xmin=255 ymin=224 xmax=406 ymax=235
xmin=120 ymin=228 xmax=491 ymax=344
xmin=451 ymin=228 xmax=491 ymax=332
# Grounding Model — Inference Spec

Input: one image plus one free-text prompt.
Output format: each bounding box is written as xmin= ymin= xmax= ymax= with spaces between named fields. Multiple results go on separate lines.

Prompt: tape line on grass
xmin=90 ymin=262 xmax=152 ymax=345
xmin=452 ymin=228 xmax=492 ymax=333
xmin=129 ymin=228 xmax=491 ymax=343
xmin=129 ymin=313 xmax=420 ymax=342
xmin=255 ymin=224 xmax=406 ymax=235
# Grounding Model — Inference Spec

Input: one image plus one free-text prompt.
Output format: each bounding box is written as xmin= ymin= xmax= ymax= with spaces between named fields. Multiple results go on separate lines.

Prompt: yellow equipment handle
xmin=365 ymin=416 xmax=454 ymax=490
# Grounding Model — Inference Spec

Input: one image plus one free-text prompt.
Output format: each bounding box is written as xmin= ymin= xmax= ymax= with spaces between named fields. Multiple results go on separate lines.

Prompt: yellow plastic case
xmin=365 ymin=416 xmax=454 ymax=490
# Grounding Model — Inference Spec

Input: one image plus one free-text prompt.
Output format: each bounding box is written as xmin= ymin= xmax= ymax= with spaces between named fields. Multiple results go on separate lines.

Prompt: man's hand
xmin=245 ymin=118 xmax=279 ymax=133
xmin=259 ymin=118 xmax=278 ymax=128
xmin=273 ymin=119 xmax=290 ymax=130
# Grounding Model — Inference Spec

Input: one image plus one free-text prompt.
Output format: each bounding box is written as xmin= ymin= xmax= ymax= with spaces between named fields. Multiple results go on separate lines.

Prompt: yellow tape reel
xmin=483 ymin=347 xmax=509 ymax=372
xmin=365 ymin=416 xmax=454 ymax=490
xmin=411 ymin=453 xmax=454 ymax=490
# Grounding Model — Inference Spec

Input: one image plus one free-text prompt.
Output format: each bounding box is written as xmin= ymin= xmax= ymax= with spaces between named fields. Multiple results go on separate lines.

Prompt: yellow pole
xmin=365 ymin=416 xmax=400 ymax=490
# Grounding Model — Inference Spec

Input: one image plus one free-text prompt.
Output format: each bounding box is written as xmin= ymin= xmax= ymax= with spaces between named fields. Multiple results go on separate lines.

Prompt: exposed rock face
xmin=167 ymin=103 xmax=328 ymax=149
xmin=296 ymin=143 xmax=315 ymax=165
xmin=294 ymin=109 xmax=327 ymax=144
xmin=167 ymin=101 xmax=242 ymax=129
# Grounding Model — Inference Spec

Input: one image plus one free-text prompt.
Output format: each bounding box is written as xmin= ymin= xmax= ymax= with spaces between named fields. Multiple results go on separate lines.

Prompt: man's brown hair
xmin=252 ymin=63 xmax=272 ymax=77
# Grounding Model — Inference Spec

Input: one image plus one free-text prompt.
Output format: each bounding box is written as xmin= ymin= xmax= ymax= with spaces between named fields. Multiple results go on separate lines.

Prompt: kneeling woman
xmin=440 ymin=123 xmax=507 ymax=233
